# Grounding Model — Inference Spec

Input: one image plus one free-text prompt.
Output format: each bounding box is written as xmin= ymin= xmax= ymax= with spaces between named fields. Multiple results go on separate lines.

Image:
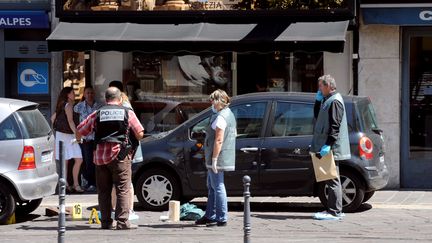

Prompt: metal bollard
xmin=58 ymin=141 xmax=66 ymax=243
xmin=243 ymin=175 xmax=251 ymax=243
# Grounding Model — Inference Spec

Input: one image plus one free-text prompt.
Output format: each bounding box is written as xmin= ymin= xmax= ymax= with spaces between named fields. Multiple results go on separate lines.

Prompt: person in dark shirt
xmin=312 ymin=74 xmax=351 ymax=220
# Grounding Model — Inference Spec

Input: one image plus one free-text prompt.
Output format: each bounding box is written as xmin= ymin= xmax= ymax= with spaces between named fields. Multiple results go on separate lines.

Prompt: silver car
xmin=0 ymin=98 xmax=57 ymax=223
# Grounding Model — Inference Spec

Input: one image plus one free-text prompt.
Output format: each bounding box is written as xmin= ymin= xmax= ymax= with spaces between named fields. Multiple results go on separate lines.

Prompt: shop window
xmin=63 ymin=51 xmax=86 ymax=101
xmin=128 ymin=53 xmax=231 ymax=134
xmin=237 ymin=52 xmax=323 ymax=94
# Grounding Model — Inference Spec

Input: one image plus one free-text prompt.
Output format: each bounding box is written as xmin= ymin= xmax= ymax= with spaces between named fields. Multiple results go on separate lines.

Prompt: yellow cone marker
xmin=88 ymin=208 xmax=101 ymax=224
xmin=5 ymin=213 xmax=16 ymax=225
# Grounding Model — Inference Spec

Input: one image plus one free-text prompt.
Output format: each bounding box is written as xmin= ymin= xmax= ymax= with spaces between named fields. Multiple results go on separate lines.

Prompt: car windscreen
xmin=356 ymin=99 xmax=379 ymax=132
xmin=15 ymin=107 xmax=51 ymax=139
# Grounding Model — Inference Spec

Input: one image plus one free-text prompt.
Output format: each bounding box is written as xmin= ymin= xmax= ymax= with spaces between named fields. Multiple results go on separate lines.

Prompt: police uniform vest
xmin=311 ymin=92 xmax=351 ymax=161
xmin=94 ymin=104 xmax=129 ymax=145
xmin=204 ymin=107 xmax=237 ymax=171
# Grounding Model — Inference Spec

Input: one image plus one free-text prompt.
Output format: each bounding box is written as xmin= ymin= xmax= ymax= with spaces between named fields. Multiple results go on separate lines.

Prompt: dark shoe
xmin=86 ymin=185 xmax=97 ymax=193
xmin=101 ymin=221 xmax=116 ymax=230
xmin=195 ymin=216 xmax=215 ymax=225
xmin=116 ymin=223 xmax=138 ymax=230
xmin=217 ymin=221 xmax=227 ymax=227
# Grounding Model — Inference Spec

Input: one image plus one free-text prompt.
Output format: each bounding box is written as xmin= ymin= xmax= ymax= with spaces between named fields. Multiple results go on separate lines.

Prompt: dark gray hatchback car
xmin=132 ymin=92 xmax=389 ymax=212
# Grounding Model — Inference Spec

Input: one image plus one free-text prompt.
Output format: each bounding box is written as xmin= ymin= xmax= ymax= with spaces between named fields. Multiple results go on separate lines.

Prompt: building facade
xmin=360 ymin=0 xmax=432 ymax=188
xmin=0 ymin=0 xmax=52 ymax=118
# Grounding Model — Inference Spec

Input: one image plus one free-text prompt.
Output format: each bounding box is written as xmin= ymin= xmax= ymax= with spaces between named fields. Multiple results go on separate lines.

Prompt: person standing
xmin=108 ymin=80 xmax=140 ymax=221
xmin=51 ymin=87 xmax=84 ymax=193
xmin=74 ymin=86 xmax=102 ymax=192
xmin=77 ymin=87 xmax=144 ymax=230
xmin=311 ymin=74 xmax=351 ymax=220
xmin=195 ymin=89 xmax=236 ymax=227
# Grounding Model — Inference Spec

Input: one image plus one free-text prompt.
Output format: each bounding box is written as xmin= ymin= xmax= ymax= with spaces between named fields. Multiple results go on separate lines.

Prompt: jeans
xmin=204 ymin=169 xmax=228 ymax=223
xmin=326 ymin=161 xmax=343 ymax=216
xmin=80 ymin=140 xmax=96 ymax=187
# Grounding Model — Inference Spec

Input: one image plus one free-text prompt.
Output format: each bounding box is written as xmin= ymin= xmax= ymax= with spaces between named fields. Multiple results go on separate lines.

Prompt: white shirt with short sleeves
xmin=211 ymin=115 xmax=227 ymax=130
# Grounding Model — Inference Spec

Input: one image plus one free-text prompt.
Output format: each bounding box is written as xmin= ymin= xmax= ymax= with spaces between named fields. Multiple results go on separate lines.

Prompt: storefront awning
xmin=47 ymin=21 xmax=349 ymax=53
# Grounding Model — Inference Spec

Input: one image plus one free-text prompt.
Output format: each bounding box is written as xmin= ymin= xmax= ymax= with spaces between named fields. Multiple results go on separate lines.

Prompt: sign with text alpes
xmin=0 ymin=11 xmax=49 ymax=29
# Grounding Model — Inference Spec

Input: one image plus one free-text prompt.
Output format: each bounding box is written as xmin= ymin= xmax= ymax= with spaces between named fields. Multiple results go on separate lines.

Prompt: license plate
xmin=379 ymin=156 xmax=385 ymax=163
xmin=41 ymin=151 xmax=52 ymax=163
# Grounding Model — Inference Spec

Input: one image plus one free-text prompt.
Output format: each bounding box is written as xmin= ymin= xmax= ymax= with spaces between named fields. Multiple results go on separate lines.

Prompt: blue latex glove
xmin=320 ymin=145 xmax=331 ymax=157
xmin=315 ymin=90 xmax=324 ymax=102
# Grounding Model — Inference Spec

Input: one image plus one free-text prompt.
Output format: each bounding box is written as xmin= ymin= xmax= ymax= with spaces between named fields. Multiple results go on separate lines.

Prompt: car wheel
xmin=15 ymin=199 xmax=43 ymax=216
xmin=318 ymin=170 xmax=365 ymax=213
xmin=136 ymin=168 xmax=180 ymax=211
xmin=0 ymin=183 xmax=16 ymax=224
xmin=362 ymin=191 xmax=375 ymax=203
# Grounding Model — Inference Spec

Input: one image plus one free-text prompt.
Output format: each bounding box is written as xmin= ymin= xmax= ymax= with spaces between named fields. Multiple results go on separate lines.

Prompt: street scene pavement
xmin=1 ymin=190 xmax=432 ymax=243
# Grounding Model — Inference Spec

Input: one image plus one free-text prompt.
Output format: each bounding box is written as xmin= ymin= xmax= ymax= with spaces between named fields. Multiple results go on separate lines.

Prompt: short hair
xmin=105 ymin=87 xmax=122 ymax=102
xmin=109 ymin=80 xmax=124 ymax=92
xmin=209 ymin=89 xmax=230 ymax=108
xmin=318 ymin=74 xmax=337 ymax=90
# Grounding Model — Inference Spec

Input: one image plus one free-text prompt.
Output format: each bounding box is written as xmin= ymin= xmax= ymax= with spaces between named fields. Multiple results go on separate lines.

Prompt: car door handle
xmin=240 ymin=147 xmax=259 ymax=153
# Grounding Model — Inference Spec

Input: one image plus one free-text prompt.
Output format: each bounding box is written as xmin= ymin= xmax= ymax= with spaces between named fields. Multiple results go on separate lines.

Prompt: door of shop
xmin=401 ymin=28 xmax=432 ymax=188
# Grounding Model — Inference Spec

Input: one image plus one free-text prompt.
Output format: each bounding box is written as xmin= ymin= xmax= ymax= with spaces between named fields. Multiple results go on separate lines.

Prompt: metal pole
xmin=58 ymin=141 xmax=66 ymax=243
xmin=243 ymin=175 xmax=251 ymax=243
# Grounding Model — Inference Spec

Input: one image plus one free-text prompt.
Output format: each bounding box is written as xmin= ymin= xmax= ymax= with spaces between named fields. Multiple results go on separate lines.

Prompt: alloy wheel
xmin=324 ymin=175 xmax=357 ymax=207
xmin=142 ymin=174 xmax=173 ymax=207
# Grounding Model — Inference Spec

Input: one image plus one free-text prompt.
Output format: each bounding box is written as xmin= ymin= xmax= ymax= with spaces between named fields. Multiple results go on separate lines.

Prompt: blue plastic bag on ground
xmin=180 ymin=203 xmax=205 ymax=221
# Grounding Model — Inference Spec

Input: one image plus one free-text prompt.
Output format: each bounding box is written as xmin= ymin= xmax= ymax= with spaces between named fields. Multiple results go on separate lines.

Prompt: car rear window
xmin=15 ymin=108 xmax=51 ymax=139
xmin=0 ymin=114 xmax=22 ymax=140
xmin=356 ymin=99 xmax=379 ymax=132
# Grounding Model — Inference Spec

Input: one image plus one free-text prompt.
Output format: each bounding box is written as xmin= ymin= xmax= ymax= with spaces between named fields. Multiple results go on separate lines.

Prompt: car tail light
xmin=359 ymin=136 xmax=373 ymax=160
xmin=18 ymin=146 xmax=36 ymax=170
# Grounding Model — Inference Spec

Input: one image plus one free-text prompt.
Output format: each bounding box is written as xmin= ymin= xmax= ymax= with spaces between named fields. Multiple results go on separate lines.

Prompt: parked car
xmin=132 ymin=92 xmax=389 ymax=212
xmin=0 ymin=98 xmax=57 ymax=223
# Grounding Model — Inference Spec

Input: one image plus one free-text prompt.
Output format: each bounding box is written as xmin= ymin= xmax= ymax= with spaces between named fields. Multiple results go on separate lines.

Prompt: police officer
xmin=77 ymin=87 xmax=144 ymax=230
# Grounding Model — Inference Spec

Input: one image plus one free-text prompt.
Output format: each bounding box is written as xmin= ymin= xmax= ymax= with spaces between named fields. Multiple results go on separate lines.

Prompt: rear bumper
xmin=4 ymin=170 xmax=58 ymax=200
xmin=364 ymin=162 xmax=390 ymax=191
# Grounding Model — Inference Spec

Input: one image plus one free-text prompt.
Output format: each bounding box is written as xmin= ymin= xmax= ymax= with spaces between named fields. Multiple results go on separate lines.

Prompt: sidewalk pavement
xmin=40 ymin=189 xmax=432 ymax=210
xmin=2 ymin=190 xmax=432 ymax=243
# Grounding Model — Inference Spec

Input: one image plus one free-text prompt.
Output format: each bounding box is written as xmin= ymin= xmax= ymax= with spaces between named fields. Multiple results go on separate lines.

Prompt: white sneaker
xmin=129 ymin=210 xmax=139 ymax=221
xmin=313 ymin=211 xmax=342 ymax=220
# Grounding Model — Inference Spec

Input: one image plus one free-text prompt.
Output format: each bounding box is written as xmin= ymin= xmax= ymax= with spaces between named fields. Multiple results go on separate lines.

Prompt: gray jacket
xmin=311 ymin=92 xmax=351 ymax=161
xmin=205 ymin=107 xmax=237 ymax=171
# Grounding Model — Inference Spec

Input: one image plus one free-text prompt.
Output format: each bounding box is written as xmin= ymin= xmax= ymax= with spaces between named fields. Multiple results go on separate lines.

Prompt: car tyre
xmin=15 ymin=198 xmax=43 ymax=216
xmin=136 ymin=168 xmax=180 ymax=211
xmin=318 ymin=170 xmax=365 ymax=213
xmin=362 ymin=191 xmax=375 ymax=203
xmin=0 ymin=183 xmax=16 ymax=224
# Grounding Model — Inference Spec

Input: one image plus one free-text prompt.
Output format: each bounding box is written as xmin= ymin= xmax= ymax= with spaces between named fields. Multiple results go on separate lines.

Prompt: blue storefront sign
xmin=0 ymin=11 xmax=49 ymax=29
xmin=17 ymin=62 xmax=49 ymax=95
xmin=363 ymin=7 xmax=432 ymax=26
